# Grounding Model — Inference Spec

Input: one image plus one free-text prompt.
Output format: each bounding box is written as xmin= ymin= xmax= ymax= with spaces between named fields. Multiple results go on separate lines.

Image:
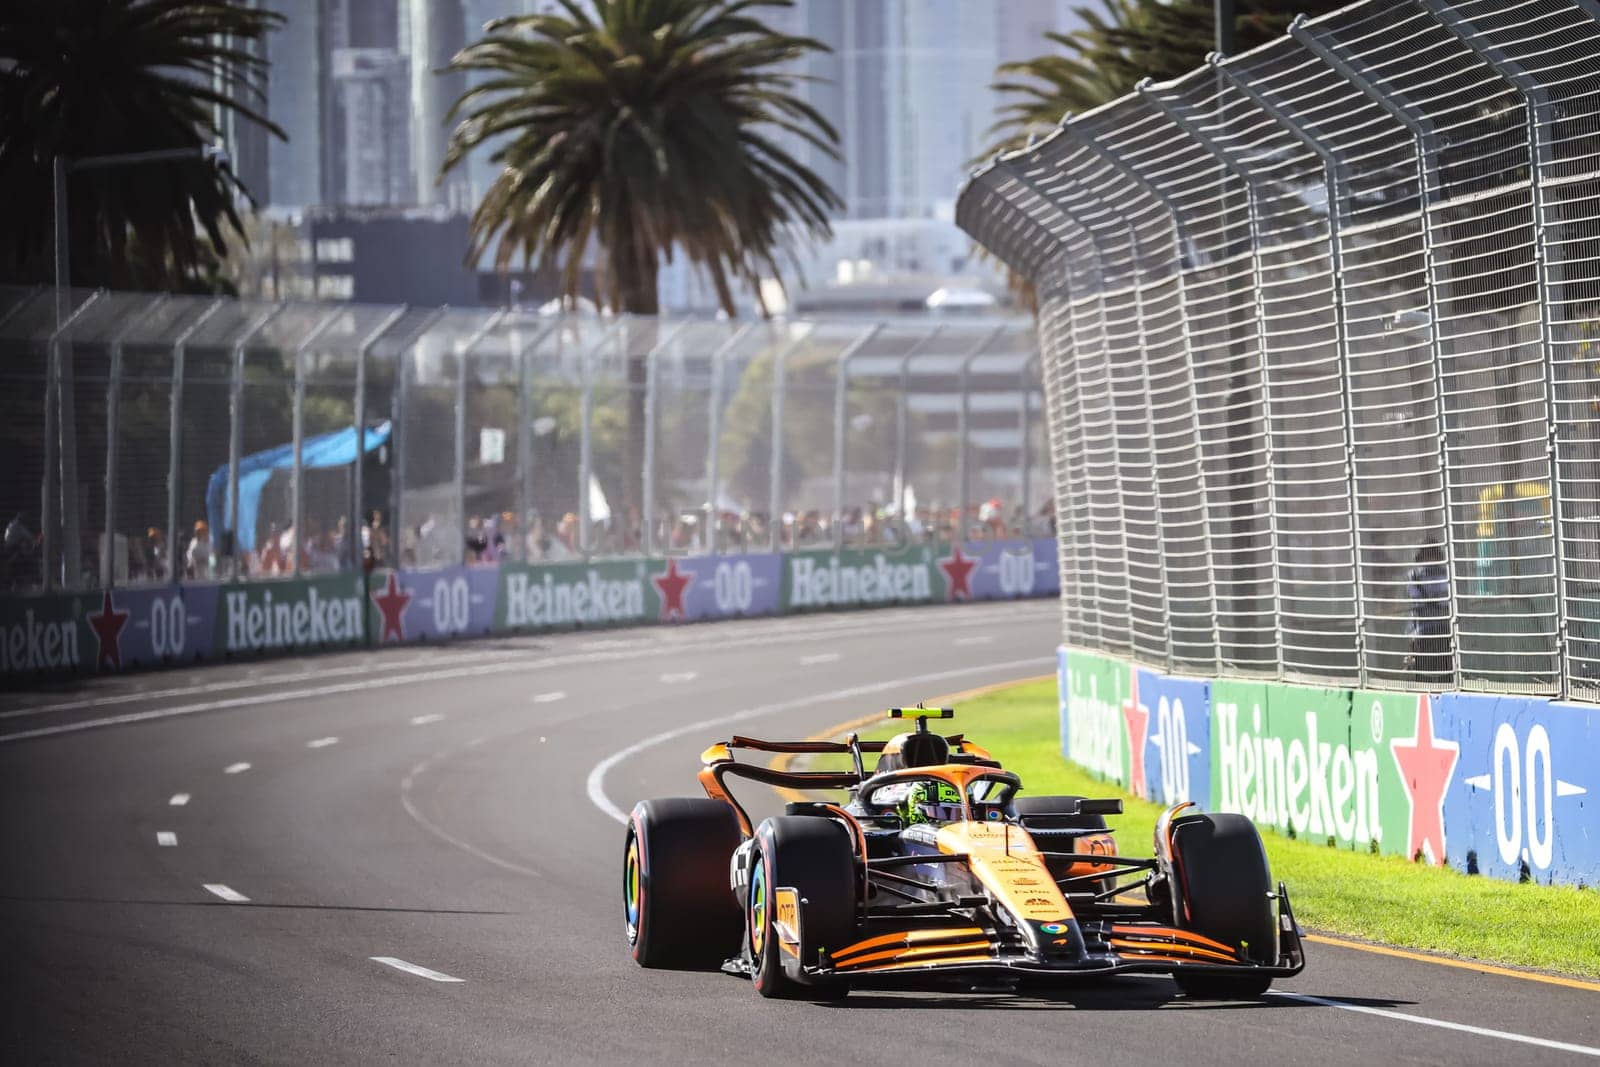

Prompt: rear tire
xmin=750 ymin=816 xmax=856 ymax=1000
xmin=1015 ymin=795 xmax=1114 ymax=892
xmin=624 ymin=798 xmax=742 ymax=969
xmin=1169 ymin=811 xmax=1276 ymax=999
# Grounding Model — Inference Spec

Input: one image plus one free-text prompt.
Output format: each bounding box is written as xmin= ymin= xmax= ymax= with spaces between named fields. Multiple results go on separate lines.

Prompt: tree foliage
xmin=985 ymin=0 xmax=1349 ymax=157
xmin=0 ymin=0 xmax=282 ymax=291
xmin=441 ymin=0 xmax=842 ymax=317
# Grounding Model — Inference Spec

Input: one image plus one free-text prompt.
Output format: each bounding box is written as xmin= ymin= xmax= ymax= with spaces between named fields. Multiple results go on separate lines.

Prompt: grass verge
xmin=808 ymin=678 xmax=1600 ymax=981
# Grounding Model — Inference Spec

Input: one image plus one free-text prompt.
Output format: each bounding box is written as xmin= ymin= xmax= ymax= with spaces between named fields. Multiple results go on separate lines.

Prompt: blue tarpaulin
xmin=205 ymin=422 xmax=391 ymax=552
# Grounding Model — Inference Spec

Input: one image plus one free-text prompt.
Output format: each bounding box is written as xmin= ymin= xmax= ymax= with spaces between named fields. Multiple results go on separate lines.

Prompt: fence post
xmin=289 ymin=309 xmax=345 ymax=577
xmin=1213 ymin=55 xmax=1368 ymax=689
xmin=226 ymin=303 xmax=287 ymax=580
xmin=703 ymin=322 xmax=755 ymax=555
xmin=767 ymin=328 xmax=812 ymax=554
xmin=1292 ymin=16 xmax=1461 ymax=690
xmin=1019 ymin=352 xmax=1037 ymax=525
xmin=1415 ymin=0 xmax=1569 ymax=695
xmin=1139 ymin=79 xmax=1286 ymax=681
xmin=512 ymin=320 xmax=558 ymax=564
xmin=42 ymin=292 xmax=102 ymax=590
xmin=351 ymin=307 xmax=407 ymax=572
xmin=453 ymin=310 xmax=509 ymax=567
xmin=831 ymin=323 xmax=886 ymax=550
xmin=389 ymin=308 xmax=445 ymax=569
xmin=640 ymin=321 xmax=690 ymax=557
xmin=893 ymin=324 xmax=946 ymax=520
xmin=161 ymin=299 xmax=223 ymax=590
xmin=957 ymin=325 xmax=1007 ymax=545
xmin=102 ymin=295 xmax=169 ymax=588
xmin=579 ymin=319 xmax=627 ymax=557
xmin=1071 ymin=126 xmax=1222 ymax=676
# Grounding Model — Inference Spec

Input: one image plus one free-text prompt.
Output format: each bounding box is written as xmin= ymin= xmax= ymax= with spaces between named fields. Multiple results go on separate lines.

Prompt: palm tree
xmin=0 ymin=0 xmax=282 ymax=293
xmin=442 ymin=0 xmax=842 ymax=512
xmin=984 ymin=0 xmax=1349 ymax=160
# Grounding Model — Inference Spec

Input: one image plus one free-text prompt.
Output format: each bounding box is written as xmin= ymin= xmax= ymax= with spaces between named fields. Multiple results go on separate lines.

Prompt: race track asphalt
xmin=1 ymin=600 xmax=1596 ymax=1065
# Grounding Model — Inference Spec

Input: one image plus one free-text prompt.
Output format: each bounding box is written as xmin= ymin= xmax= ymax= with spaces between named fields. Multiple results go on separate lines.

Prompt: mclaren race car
xmin=623 ymin=706 xmax=1305 ymax=999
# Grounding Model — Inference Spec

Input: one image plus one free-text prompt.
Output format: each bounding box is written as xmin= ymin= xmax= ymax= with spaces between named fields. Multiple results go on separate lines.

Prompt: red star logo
xmin=652 ymin=558 xmax=694 ymax=621
xmin=939 ymin=545 xmax=977 ymax=601
xmin=87 ymin=590 xmax=129 ymax=671
xmin=371 ymin=572 xmax=412 ymax=643
xmin=1390 ymin=694 xmax=1458 ymax=866
xmin=1120 ymin=668 xmax=1149 ymax=798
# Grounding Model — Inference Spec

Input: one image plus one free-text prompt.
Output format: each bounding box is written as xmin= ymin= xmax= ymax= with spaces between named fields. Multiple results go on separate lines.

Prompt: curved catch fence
xmin=958 ymin=0 xmax=1600 ymax=701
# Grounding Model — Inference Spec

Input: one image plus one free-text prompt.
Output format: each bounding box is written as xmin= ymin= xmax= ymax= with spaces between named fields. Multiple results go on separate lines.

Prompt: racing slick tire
xmin=1168 ymin=811 xmax=1276 ymax=999
xmin=748 ymin=816 xmax=856 ymax=1000
xmin=624 ymin=798 xmax=743 ymax=969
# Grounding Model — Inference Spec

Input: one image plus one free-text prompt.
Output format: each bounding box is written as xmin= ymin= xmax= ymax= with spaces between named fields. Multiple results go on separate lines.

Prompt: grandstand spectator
xmin=185 ymin=520 xmax=214 ymax=580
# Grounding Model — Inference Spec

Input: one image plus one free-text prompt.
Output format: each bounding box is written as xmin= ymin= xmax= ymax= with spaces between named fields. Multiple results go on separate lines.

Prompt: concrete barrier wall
xmin=0 ymin=538 xmax=1058 ymax=679
xmin=1058 ymin=647 xmax=1599 ymax=889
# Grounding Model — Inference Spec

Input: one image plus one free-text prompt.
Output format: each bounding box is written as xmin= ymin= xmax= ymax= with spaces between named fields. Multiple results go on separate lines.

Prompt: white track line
xmin=202 ymin=883 xmax=249 ymax=903
xmin=169 ymin=793 xmax=190 ymax=806
xmin=799 ymin=652 xmax=840 ymax=665
xmin=1268 ymin=991 xmax=1600 ymax=1058
xmin=953 ymin=635 xmax=995 ymax=646
xmin=400 ymin=744 xmax=546 ymax=879
xmin=410 ymin=714 xmax=445 ymax=725
xmin=659 ymin=671 xmax=698 ymax=683
xmin=0 ymin=607 xmax=1054 ymax=745
xmin=306 ymin=736 xmax=339 ymax=749
xmin=370 ymin=957 xmax=464 ymax=983
xmin=223 ymin=762 xmax=251 ymax=775
xmin=531 ymin=691 xmax=566 ymax=704
xmin=586 ymin=658 xmax=1044 ymax=824
xmin=156 ymin=831 xmax=177 ymax=847
xmin=0 ymin=650 xmax=527 ymax=720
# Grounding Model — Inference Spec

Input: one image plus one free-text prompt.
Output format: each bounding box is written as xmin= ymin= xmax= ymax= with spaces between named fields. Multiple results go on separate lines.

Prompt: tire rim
xmin=748 ymin=858 xmax=767 ymax=960
xmin=624 ymin=834 xmax=641 ymax=944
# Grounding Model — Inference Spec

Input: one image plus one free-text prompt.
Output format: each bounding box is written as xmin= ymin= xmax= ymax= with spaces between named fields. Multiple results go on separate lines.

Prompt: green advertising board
xmin=0 ymin=591 xmax=90 ymax=674
xmin=780 ymin=543 xmax=941 ymax=611
xmin=495 ymin=559 xmax=655 ymax=632
xmin=1209 ymin=679 xmax=1414 ymax=856
xmin=212 ymin=574 xmax=370 ymax=656
xmin=1060 ymin=647 xmax=1135 ymax=793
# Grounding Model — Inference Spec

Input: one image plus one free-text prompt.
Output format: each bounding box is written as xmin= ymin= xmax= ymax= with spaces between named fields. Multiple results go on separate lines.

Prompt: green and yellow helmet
xmin=900 ymin=780 xmax=964 ymax=825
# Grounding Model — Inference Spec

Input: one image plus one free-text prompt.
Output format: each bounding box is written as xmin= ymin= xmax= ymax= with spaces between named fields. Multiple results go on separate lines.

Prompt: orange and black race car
xmin=623 ymin=706 xmax=1305 ymax=999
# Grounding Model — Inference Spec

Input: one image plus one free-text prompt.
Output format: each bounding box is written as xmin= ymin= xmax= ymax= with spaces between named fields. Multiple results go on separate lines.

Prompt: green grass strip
xmin=821 ymin=678 xmax=1600 ymax=980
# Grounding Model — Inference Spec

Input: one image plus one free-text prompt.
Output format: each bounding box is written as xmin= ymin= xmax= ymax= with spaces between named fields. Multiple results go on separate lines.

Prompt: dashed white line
xmin=531 ymin=691 xmax=566 ymax=704
xmin=660 ymin=671 xmax=698 ymax=683
xmin=0 ymin=609 xmax=1049 ymax=744
xmin=370 ymin=957 xmax=465 ymax=983
xmin=800 ymin=652 xmax=841 ymax=665
xmin=223 ymin=762 xmax=251 ymax=775
xmin=410 ymin=713 xmax=445 ymax=725
xmin=202 ymin=883 xmax=249 ymax=903
xmin=156 ymin=831 xmax=177 ymax=847
xmin=953 ymin=635 xmax=995 ymax=646
xmin=306 ymin=736 xmax=340 ymax=749
xmin=169 ymin=793 xmax=190 ymax=806
xmin=1267 ymin=991 xmax=1600 ymax=1058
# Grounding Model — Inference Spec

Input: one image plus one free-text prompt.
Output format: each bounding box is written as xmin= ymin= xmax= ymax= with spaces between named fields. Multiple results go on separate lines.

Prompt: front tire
xmin=749 ymin=816 xmax=856 ymax=1000
xmin=624 ymin=798 xmax=742 ymax=969
xmin=1169 ymin=811 xmax=1276 ymax=999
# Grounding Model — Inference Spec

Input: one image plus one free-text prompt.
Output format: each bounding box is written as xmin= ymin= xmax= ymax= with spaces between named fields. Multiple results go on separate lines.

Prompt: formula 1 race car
xmin=622 ymin=706 xmax=1305 ymax=1000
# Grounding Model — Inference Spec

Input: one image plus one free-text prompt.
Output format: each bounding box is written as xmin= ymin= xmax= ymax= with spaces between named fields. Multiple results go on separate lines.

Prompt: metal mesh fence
xmin=0 ymin=290 xmax=1042 ymax=595
xmin=958 ymin=0 xmax=1600 ymax=700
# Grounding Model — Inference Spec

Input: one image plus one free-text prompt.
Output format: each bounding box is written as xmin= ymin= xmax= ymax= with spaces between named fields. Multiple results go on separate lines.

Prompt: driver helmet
xmin=900 ymin=780 xmax=964 ymax=825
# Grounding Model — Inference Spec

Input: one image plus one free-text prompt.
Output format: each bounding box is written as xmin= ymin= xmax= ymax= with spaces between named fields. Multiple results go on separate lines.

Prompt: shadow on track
xmin=824 ymin=980 xmax=1412 ymax=1013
